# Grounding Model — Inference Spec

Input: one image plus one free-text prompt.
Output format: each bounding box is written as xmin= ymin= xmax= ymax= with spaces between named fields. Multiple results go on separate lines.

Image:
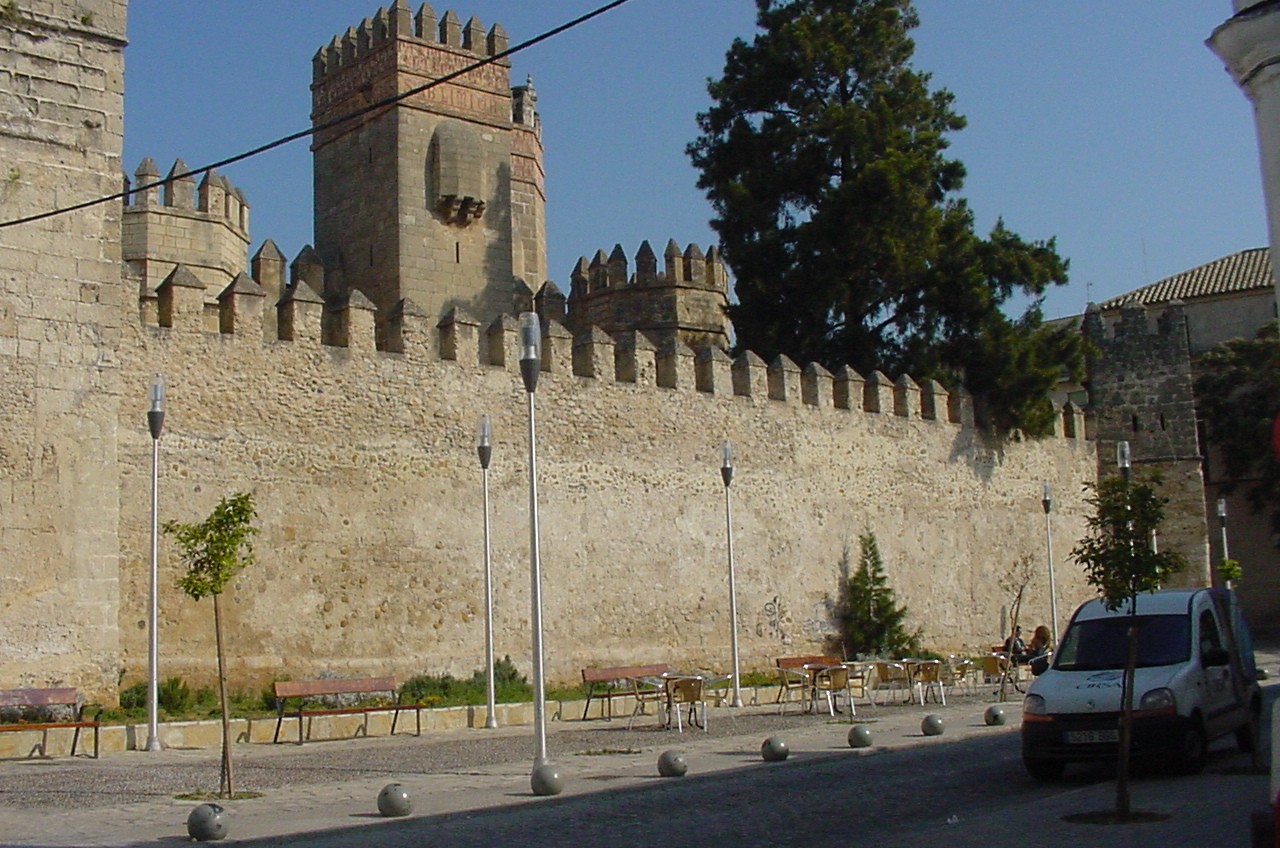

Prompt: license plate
xmin=1065 ymin=729 xmax=1119 ymax=744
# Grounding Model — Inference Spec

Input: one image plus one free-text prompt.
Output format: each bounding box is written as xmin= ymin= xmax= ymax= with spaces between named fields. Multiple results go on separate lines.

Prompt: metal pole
xmin=481 ymin=462 xmax=497 ymax=729
xmin=1042 ymin=482 xmax=1058 ymax=648
xmin=517 ymin=312 xmax=554 ymax=795
xmin=526 ymin=389 xmax=546 ymax=765
xmin=146 ymin=433 xmax=161 ymax=751
xmin=724 ymin=479 xmax=743 ymax=708
xmin=1218 ymin=498 xmax=1232 ymax=590
xmin=145 ymin=374 xmax=165 ymax=753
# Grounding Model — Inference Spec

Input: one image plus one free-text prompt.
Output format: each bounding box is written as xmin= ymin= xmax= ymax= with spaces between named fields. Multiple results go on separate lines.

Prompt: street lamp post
xmin=721 ymin=441 xmax=743 ymax=709
xmin=145 ymin=374 xmax=165 ymax=753
xmin=1217 ymin=498 xmax=1232 ymax=589
xmin=1042 ymin=482 xmax=1059 ymax=648
xmin=477 ymin=415 xmax=498 ymax=729
xmin=518 ymin=313 xmax=560 ymax=796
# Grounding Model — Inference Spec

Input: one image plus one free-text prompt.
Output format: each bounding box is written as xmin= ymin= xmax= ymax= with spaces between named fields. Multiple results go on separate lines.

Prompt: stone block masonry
xmin=83 ymin=279 xmax=1097 ymax=700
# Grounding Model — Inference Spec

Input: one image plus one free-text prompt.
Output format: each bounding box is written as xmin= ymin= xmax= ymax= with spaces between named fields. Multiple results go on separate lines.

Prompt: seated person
xmin=1022 ymin=625 xmax=1052 ymax=662
xmin=1002 ymin=625 xmax=1025 ymax=657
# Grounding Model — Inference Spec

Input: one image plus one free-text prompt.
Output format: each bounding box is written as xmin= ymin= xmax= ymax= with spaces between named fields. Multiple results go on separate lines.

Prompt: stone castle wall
xmin=87 ymin=271 xmax=1099 ymax=698
xmin=0 ymin=1 xmax=1104 ymax=703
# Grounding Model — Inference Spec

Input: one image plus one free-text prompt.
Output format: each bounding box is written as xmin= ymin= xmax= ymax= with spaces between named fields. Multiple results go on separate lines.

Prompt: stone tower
xmin=1083 ymin=301 xmax=1211 ymax=586
xmin=1209 ymin=0 xmax=1280 ymax=319
xmin=310 ymin=1 xmax=546 ymax=339
xmin=0 ymin=0 xmax=128 ymax=692
xmin=566 ymin=240 xmax=731 ymax=351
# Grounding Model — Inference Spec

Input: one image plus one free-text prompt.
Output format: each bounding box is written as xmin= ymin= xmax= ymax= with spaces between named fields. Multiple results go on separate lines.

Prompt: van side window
xmin=1198 ymin=610 xmax=1223 ymax=657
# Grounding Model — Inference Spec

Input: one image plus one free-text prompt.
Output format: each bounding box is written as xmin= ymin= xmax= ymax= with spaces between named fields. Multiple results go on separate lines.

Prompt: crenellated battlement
xmin=140 ymin=247 xmax=1084 ymax=442
xmin=124 ymin=157 xmax=248 ymax=231
xmin=123 ymin=157 xmax=251 ymax=315
xmin=567 ymin=240 xmax=729 ymax=297
xmin=312 ymin=2 xmax=510 ymax=84
xmin=565 ymin=240 xmax=731 ymax=351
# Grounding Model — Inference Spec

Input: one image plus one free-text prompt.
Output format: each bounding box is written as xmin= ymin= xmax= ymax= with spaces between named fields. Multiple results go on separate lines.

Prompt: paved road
xmin=228 ymin=730 xmax=1263 ymax=848
xmin=0 ymin=671 xmax=1272 ymax=847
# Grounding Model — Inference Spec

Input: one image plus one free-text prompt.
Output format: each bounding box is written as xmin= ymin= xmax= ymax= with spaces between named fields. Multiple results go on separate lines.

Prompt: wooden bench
xmin=271 ymin=676 xmax=421 ymax=745
xmin=580 ymin=664 xmax=671 ymax=721
xmin=0 ymin=687 xmax=101 ymax=758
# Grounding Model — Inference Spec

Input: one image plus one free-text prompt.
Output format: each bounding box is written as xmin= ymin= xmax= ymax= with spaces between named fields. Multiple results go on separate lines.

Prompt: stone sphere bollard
xmin=921 ymin=714 xmax=944 ymax=736
xmin=657 ymin=750 xmax=688 ymax=777
xmin=984 ymin=705 xmax=1007 ymax=726
xmin=847 ymin=725 xmax=874 ymax=748
xmin=761 ymin=736 xmax=790 ymax=762
xmin=531 ymin=762 xmax=564 ymax=796
xmin=377 ymin=783 xmax=413 ymax=817
xmin=186 ymin=803 xmax=228 ymax=842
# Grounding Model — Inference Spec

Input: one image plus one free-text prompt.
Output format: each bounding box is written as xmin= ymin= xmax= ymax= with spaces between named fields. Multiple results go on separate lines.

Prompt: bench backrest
xmin=776 ymin=655 xmax=841 ymax=669
xmin=273 ymin=677 xmax=397 ymax=700
xmin=0 ymin=687 xmax=79 ymax=708
xmin=582 ymin=664 xmax=670 ymax=684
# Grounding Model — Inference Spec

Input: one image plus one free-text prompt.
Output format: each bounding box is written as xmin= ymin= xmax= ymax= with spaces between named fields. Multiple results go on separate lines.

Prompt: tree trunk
xmin=214 ymin=593 xmax=235 ymax=797
xmin=1116 ymin=620 xmax=1138 ymax=818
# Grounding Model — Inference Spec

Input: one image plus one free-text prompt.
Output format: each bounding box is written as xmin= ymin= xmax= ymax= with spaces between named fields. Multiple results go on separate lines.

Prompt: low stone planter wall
xmin=0 ymin=687 xmax=778 ymax=758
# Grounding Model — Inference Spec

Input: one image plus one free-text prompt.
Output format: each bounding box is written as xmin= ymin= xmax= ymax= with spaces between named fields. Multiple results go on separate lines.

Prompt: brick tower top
xmin=310 ymin=2 xmax=545 ymax=340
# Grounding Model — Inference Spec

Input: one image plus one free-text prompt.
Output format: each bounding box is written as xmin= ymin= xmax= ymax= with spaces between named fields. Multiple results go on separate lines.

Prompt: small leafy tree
xmin=830 ymin=532 xmax=921 ymax=658
xmin=1069 ymin=475 xmax=1185 ymax=819
xmin=997 ymin=554 xmax=1036 ymax=701
xmin=165 ymin=491 xmax=258 ymax=798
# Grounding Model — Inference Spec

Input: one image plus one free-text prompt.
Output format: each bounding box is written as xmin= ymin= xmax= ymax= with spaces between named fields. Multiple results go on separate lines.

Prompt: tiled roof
xmin=1099 ymin=247 xmax=1274 ymax=308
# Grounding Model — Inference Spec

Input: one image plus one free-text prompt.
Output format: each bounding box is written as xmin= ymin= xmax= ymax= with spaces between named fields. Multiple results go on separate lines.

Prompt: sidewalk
xmin=1 ymin=652 xmax=1274 ymax=847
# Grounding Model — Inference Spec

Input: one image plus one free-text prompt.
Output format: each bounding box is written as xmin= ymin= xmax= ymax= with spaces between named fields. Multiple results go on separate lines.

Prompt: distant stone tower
xmin=566 ymin=240 xmax=730 ymax=351
xmin=123 ymin=159 xmax=251 ymax=331
xmin=1083 ymin=301 xmax=1211 ymax=586
xmin=310 ymin=1 xmax=546 ymax=340
xmin=1209 ymin=1 xmax=1280 ymax=319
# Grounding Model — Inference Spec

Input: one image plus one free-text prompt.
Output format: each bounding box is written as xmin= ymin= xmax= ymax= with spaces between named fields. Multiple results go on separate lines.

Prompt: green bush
xmin=119 ymin=680 xmax=146 ymax=710
xmin=400 ymin=656 xmax=533 ymax=707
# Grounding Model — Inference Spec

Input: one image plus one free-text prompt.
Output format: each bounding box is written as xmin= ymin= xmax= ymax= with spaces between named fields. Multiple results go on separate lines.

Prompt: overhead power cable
xmin=0 ymin=0 xmax=635 ymax=230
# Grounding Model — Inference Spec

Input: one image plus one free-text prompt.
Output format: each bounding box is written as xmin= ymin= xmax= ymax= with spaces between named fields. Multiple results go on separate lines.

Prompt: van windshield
xmin=1054 ymin=614 xmax=1190 ymax=671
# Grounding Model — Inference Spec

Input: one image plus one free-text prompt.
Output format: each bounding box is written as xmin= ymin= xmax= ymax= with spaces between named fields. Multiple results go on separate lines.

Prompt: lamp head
xmin=1217 ymin=497 xmax=1227 ymax=520
xmin=720 ymin=441 xmax=733 ymax=487
xmin=477 ymin=414 xmax=492 ymax=470
xmin=1116 ymin=440 xmax=1130 ymax=471
xmin=518 ymin=312 xmax=541 ymax=393
xmin=147 ymin=374 xmax=166 ymax=440
xmin=1041 ymin=481 xmax=1051 ymax=513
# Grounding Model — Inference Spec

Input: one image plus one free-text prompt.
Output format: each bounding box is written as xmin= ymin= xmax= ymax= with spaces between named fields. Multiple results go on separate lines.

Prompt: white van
xmin=1021 ymin=587 xmax=1260 ymax=781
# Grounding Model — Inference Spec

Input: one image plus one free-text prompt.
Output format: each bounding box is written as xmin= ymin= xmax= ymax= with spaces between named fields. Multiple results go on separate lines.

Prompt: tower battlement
xmin=123 ymin=157 xmax=251 ymax=322
xmin=313 ymin=2 xmax=510 ymax=85
xmin=566 ymin=240 xmax=731 ymax=350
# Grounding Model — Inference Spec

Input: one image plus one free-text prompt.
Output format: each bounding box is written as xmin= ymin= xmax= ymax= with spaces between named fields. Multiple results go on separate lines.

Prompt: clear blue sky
xmin=122 ymin=1 xmax=1264 ymax=322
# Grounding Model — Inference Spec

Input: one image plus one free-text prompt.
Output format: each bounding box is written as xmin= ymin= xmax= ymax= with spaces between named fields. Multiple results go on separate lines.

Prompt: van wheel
xmin=1178 ymin=721 xmax=1208 ymax=774
xmin=1024 ymin=757 xmax=1065 ymax=782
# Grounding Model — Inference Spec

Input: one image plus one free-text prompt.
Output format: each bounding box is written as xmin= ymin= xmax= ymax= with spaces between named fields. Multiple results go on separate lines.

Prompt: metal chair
xmin=813 ymin=664 xmax=852 ymax=716
xmin=665 ymin=675 xmax=707 ymax=732
xmin=869 ymin=661 xmax=911 ymax=705
xmin=913 ymin=659 xmax=945 ymax=705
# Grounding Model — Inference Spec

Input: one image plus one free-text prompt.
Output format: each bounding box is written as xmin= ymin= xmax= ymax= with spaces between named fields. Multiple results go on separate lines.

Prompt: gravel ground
xmin=0 ymin=705 xmax=875 ymax=809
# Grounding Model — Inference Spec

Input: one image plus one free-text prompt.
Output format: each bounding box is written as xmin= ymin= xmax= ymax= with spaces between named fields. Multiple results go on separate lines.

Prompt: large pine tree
xmin=688 ymin=0 xmax=1081 ymax=435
